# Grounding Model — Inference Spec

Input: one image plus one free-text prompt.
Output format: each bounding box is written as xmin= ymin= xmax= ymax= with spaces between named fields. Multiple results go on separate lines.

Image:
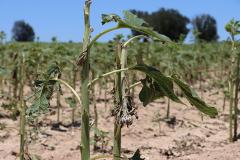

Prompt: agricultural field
xmin=1 ymin=1 xmax=240 ymax=160
xmin=1 ymin=39 xmax=239 ymax=160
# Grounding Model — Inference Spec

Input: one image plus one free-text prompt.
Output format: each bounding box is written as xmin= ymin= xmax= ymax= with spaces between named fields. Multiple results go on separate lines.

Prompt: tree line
xmin=131 ymin=8 xmax=218 ymax=42
xmin=1 ymin=8 xmax=218 ymax=42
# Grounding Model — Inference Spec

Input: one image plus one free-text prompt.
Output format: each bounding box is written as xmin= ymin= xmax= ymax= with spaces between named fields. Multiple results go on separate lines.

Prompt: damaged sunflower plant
xmin=26 ymin=0 xmax=218 ymax=160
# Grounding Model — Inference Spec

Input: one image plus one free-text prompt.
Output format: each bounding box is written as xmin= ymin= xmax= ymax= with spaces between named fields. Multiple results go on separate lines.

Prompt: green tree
xmin=130 ymin=8 xmax=190 ymax=41
xmin=192 ymin=14 xmax=218 ymax=42
xmin=12 ymin=20 xmax=35 ymax=42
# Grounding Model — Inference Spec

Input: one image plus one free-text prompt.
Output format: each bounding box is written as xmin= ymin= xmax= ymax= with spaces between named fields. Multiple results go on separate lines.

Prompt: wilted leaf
xmin=171 ymin=74 xmax=218 ymax=117
xmin=46 ymin=63 xmax=61 ymax=78
xmin=139 ymin=77 xmax=165 ymax=106
xmin=26 ymin=82 xmax=55 ymax=122
xmin=101 ymin=11 xmax=171 ymax=42
xmin=27 ymin=64 xmax=60 ymax=122
xmin=101 ymin=14 xmax=121 ymax=25
xmin=130 ymin=64 xmax=218 ymax=117
xmin=130 ymin=64 xmax=182 ymax=105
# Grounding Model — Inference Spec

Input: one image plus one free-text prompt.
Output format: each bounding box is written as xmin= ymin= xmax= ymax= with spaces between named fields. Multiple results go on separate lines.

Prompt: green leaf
xmin=46 ymin=63 xmax=61 ymax=78
xmin=101 ymin=11 xmax=171 ymax=42
xmin=130 ymin=64 xmax=182 ymax=105
xmin=225 ymin=19 xmax=240 ymax=36
xmin=122 ymin=10 xmax=146 ymax=27
xmin=26 ymin=82 xmax=55 ymax=122
xmin=139 ymin=77 xmax=165 ymax=106
xmin=225 ymin=23 xmax=232 ymax=34
xmin=121 ymin=11 xmax=171 ymax=42
xmin=130 ymin=64 xmax=218 ymax=117
xmin=27 ymin=64 xmax=60 ymax=123
xmin=171 ymin=75 xmax=218 ymax=117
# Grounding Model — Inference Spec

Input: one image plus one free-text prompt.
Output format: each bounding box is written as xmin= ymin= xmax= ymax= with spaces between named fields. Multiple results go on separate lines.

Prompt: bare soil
xmin=1 ymin=82 xmax=240 ymax=160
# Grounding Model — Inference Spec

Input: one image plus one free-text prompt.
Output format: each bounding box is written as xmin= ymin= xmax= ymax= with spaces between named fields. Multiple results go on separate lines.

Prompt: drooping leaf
xmin=171 ymin=74 xmax=218 ymax=117
xmin=130 ymin=64 xmax=182 ymax=105
xmin=101 ymin=14 xmax=121 ymax=25
xmin=130 ymin=64 xmax=218 ymax=117
xmin=139 ymin=77 xmax=165 ymax=106
xmin=101 ymin=11 xmax=171 ymax=42
xmin=26 ymin=82 xmax=55 ymax=122
xmin=46 ymin=63 xmax=61 ymax=78
xmin=121 ymin=11 xmax=171 ymax=42
xmin=27 ymin=64 xmax=60 ymax=123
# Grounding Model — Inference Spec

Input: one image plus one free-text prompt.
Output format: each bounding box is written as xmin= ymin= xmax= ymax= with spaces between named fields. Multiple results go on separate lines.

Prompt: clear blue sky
xmin=0 ymin=0 xmax=239 ymax=42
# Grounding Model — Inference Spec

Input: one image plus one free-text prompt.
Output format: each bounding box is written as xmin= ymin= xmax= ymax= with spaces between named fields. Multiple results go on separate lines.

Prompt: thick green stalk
xmin=114 ymin=41 xmax=130 ymax=159
xmin=229 ymin=37 xmax=235 ymax=142
xmin=229 ymin=35 xmax=238 ymax=142
xmin=113 ymin=36 xmax=146 ymax=159
xmin=80 ymin=0 xmax=91 ymax=159
xmin=113 ymin=43 xmax=122 ymax=160
xmin=113 ymin=123 xmax=121 ymax=160
xmin=19 ymin=54 xmax=26 ymax=160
